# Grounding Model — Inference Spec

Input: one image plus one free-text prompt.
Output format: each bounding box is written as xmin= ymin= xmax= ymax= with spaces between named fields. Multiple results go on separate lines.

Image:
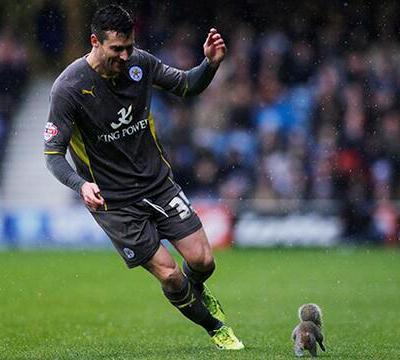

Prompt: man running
xmin=44 ymin=4 xmax=243 ymax=350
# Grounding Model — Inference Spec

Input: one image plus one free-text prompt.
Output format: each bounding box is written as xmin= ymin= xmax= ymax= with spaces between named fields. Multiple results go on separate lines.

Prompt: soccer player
xmin=44 ymin=4 xmax=244 ymax=350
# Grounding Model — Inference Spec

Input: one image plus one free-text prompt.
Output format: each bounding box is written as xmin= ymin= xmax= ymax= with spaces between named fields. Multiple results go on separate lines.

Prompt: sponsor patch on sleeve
xmin=44 ymin=122 xmax=59 ymax=142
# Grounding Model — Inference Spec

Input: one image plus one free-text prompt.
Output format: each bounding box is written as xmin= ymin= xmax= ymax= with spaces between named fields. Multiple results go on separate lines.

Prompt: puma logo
xmin=81 ymin=86 xmax=96 ymax=98
xmin=111 ymin=104 xmax=133 ymax=130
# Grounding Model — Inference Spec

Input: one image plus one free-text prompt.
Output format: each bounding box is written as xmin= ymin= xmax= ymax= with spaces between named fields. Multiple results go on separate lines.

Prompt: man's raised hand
xmin=204 ymin=28 xmax=227 ymax=67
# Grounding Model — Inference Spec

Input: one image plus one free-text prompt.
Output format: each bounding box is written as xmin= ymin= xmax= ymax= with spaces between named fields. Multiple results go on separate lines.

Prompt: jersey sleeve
xmin=147 ymin=52 xmax=188 ymax=96
xmin=44 ymin=85 xmax=77 ymax=155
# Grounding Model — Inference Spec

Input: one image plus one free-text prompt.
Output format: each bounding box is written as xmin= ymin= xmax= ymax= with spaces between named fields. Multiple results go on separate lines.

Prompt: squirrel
xmin=292 ymin=304 xmax=326 ymax=357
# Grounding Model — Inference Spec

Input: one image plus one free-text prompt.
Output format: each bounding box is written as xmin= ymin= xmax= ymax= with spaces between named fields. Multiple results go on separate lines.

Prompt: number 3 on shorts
xmin=168 ymin=191 xmax=193 ymax=220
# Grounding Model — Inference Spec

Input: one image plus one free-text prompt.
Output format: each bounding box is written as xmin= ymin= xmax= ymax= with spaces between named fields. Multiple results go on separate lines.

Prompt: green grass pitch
xmin=0 ymin=247 xmax=399 ymax=359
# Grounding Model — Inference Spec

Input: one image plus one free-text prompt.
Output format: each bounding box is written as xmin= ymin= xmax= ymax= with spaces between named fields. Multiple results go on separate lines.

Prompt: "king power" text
xmin=98 ymin=118 xmax=149 ymax=143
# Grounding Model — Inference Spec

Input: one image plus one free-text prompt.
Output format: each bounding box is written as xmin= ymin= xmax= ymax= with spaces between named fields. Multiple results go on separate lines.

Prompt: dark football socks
xmin=163 ymin=276 xmax=222 ymax=334
xmin=182 ymin=261 xmax=214 ymax=292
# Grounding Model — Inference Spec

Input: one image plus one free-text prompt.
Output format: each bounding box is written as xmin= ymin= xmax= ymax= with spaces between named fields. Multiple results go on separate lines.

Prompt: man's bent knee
xmin=189 ymin=252 xmax=215 ymax=273
xmin=158 ymin=263 xmax=185 ymax=292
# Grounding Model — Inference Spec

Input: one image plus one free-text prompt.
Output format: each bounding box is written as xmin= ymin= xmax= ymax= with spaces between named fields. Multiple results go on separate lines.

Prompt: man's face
xmin=93 ymin=30 xmax=134 ymax=75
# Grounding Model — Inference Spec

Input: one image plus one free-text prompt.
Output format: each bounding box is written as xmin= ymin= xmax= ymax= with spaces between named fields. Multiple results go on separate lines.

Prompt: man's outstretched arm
xmin=183 ymin=28 xmax=227 ymax=97
xmin=152 ymin=28 xmax=227 ymax=97
xmin=183 ymin=58 xmax=218 ymax=97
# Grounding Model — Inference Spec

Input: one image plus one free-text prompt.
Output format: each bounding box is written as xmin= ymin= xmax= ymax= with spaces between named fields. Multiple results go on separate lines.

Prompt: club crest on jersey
xmin=129 ymin=66 xmax=143 ymax=82
xmin=44 ymin=122 xmax=58 ymax=142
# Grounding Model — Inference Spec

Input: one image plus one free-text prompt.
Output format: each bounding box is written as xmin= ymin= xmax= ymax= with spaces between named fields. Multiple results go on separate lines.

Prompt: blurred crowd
xmin=136 ymin=1 xmax=400 ymax=243
xmin=0 ymin=0 xmax=64 ymax=177
xmin=0 ymin=25 xmax=28 ymax=167
xmin=2 ymin=0 xmax=400 ymax=243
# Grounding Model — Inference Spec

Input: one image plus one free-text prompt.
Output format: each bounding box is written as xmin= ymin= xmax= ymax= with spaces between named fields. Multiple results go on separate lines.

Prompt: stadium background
xmin=0 ymin=2 xmax=399 ymax=359
xmin=1 ymin=0 xmax=400 ymax=247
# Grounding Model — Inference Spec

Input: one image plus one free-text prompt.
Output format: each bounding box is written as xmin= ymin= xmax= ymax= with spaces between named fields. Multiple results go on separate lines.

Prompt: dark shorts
xmin=90 ymin=184 xmax=202 ymax=268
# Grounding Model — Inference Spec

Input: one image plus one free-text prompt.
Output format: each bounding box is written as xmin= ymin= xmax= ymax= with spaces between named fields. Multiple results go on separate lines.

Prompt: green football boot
xmin=211 ymin=325 xmax=245 ymax=350
xmin=202 ymin=284 xmax=226 ymax=322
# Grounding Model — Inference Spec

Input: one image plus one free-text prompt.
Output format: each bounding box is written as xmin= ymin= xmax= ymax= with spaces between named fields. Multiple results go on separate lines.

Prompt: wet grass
xmin=0 ymin=247 xmax=399 ymax=359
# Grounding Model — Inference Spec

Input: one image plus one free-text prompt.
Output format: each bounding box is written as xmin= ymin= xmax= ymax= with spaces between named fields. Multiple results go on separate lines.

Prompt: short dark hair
xmin=91 ymin=4 xmax=134 ymax=43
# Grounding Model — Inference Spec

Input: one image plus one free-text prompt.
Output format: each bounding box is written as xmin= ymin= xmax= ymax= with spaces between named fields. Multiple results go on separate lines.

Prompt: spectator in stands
xmin=36 ymin=0 xmax=66 ymax=61
xmin=0 ymin=25 xmax=28 ymax=171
